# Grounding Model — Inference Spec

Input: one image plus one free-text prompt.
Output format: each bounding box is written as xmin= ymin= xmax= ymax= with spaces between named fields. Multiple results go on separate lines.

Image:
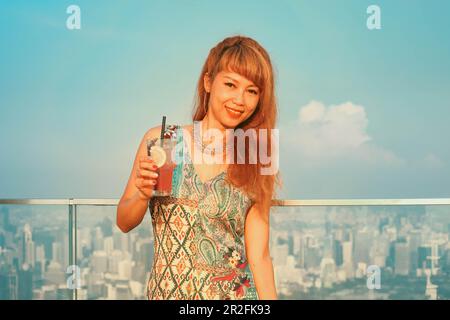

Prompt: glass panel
xmin=270 ymin=205 xmax=450 ymax=300
xmin=6 ymin=202 xmax=443 ymax=300
xmin=76 ymin=205 xmax=152 ymax=300
xmin=0 ymin=205 xmax=72 ymax=300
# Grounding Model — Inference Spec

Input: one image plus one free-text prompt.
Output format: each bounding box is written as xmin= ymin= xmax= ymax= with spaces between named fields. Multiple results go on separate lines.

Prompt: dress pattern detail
xmin=146 ymin=125 xmax=258 ymax=300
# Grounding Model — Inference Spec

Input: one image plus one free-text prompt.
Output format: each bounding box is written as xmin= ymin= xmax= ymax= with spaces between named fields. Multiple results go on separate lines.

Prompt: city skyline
xmin=1 ymin=204 xmax=449 ymax=299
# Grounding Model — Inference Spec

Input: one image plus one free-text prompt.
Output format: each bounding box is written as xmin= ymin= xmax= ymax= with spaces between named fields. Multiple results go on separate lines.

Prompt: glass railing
xmin=1 ymin=198 xmax=449 ymax=300
xmin=0 ymin=201 xmax=72 ymax=299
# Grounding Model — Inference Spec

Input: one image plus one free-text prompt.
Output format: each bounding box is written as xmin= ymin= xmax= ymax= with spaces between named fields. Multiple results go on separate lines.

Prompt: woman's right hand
xmin=135 ymin=156 xmax=159 ymax=200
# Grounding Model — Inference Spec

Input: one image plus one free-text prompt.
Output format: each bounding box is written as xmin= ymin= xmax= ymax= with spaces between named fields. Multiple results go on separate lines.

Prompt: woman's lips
xmin=225 ymin=106 xmax=244 ymax=118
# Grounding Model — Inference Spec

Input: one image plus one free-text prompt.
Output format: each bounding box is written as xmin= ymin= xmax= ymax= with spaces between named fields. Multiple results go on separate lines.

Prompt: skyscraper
xmin=20 ymin=224 xmax=35 ymax=267
xmin=408 ymin=230 xmax=422 ymax=273
xmin=354 ymin=229 xmax=372 ymax=266
xmin=418 ymin=245 xmax=432 ymax=270
xmin=304 ymin=243 xmax=321 ymax=270
xmin=0 ymin=265 xmax=18 ymax=299
xmin=273 ymin=242 xmax=289 ymax=266
xmin=395 ymin=240 xmax=410 ymax=276
xmin=18 ymin=263 xmax=33 ymax=300
xmin=292 ymin=232 xmax=302 ymax=256
xmin=333 ymin=240 xmax=343 ymax=267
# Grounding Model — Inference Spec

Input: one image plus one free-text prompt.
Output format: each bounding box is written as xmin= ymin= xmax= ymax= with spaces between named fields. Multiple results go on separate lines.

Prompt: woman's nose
xmin=233 ymin=90 xmax=245 ymax=106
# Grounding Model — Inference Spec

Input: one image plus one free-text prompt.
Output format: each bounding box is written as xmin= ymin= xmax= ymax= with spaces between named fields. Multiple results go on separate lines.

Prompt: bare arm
xmin=116 ymin=126 xmax=161 ymax=233
xmin=244 ymin=204 xmax=278 ymax=300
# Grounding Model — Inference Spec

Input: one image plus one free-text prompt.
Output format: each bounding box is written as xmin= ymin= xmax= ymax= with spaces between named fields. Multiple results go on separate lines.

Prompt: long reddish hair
xmin=192 ymin=35 xmax=282 ymax=221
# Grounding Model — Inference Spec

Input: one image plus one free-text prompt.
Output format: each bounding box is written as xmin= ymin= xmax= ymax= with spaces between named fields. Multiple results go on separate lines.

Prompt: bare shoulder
xmin=180 ymin=124 xmax=193 ymax=133
xmin=145 ymin=124 xmax=192 ymax=139
xmin=144 ymin=125 xmax=163 ymax=141
xmin=246 ymin=203 xmax=269 ymax=225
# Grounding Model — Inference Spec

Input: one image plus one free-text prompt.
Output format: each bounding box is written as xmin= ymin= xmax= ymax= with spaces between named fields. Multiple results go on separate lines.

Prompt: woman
xmin=117 ymin=35 xmax=281 ymax=300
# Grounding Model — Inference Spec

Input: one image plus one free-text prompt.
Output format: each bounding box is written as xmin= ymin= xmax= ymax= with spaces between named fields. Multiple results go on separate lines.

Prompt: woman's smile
xmin=225 ymin=105 xmax=244 ymax=118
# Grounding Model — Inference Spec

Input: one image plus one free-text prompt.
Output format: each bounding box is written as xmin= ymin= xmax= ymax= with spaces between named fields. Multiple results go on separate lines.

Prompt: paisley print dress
xmin=146 ymin=124 xmax=259 ymax=300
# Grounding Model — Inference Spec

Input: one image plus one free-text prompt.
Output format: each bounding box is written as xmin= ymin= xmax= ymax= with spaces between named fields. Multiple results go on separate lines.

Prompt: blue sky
xmin=0 ymin=0 xmax=449 ymax=200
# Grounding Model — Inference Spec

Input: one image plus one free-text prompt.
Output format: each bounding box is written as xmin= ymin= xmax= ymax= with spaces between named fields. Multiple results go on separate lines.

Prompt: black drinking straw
xmin=147 ymin=140 xmax=152 ymax=157
xmin=160 ymin=116 xmax=166 ymax=147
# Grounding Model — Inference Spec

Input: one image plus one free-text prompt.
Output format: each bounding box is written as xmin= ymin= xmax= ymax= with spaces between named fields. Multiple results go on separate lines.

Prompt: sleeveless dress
xmin=146 ymin=124 xmax=259 ymax=300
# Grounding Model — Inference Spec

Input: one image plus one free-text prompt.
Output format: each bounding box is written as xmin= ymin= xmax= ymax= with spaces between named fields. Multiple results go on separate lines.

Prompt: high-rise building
xmin=394 ymin=240 xmax=410 ymax=276
xmin=444 ymin=247 xmax=450 ymax=273
xmin=333 ymin=240 xmax=343 ymax=267
xmin=378 ymin=217 xmax=389 ymax=234
xmin=135 ymin=238 xmax=153 ymax=273
xmin=93 ymin=227 xmax=104 ymax=251
xmin=304 ymin=244 xmax=321 ymax=270
xmin=92 ymin=251 xmax=108 ymax=273
xmin=418 ymin=245 xmax=432 ymax=270
xmin=20 ymin=224 xmax=35 ymax=267
xmin=116 ymin=284 xmax=132 ymax=300
xmin=45 ymin=261 xmax=65 ymax=285
xmin=35 ymin=245 xmax=46 ymax=280
xmin=52 ymin=242 xmax=63 ymax=266
xmin=0 ymin=264 xmax=18 ymax=299
xmin=118 ymin=260 xmax=133 ymax=280
xmin=354 ymin=229 xmax=372 ymax=266
xmin=292 ymin=232 xmax=302 ymax=256
xmin=0 ymin=232 xmax=5 ymax=248
xmin=18 ymin=263 xmax=33 ymax=299
xmin=113 ymin=230 xmax=130 ymax=253
xmin=108 ymin=250 xmax=123 ymax=274
xmin=323 ymin=234 xmax=334 ymax=259
xmin=408 ymin=230 xmax=422 ymax=273
xmin=104 ymin=237 xmax=114 ymax=255
xmin=53 ymin=228 xmax=69 ymax=269
xmin=320 ymin=257 xmax=336 ymax=288
xmin=287 ymin=232 xmax=294 ymax=256
xmin=341 ymin=241 xmax=353 ymax=278
xmin=370 ymin=234 xmax=389 ymax=268
xmin=0 ymin=207 xmax=16 ymax=234
xmin=297 ymin=234 xmax=307 ymax=269
xmin=100 ymin=217 xmax=113 ymax=237
xmin=272 ymin=243 xmax=289 ymax=266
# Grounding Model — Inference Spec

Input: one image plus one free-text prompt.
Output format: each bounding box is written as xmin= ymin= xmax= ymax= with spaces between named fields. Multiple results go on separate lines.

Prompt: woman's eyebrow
xmin=223 ymin=75 xmax=238 ymax=82
xmin=223 ymin=75 xmax=257 ymax=88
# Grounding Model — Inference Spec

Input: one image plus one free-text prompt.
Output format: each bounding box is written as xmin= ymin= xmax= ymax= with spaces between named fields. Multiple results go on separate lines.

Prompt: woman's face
xmin=204 ymin=70 xmax=260 ymax=129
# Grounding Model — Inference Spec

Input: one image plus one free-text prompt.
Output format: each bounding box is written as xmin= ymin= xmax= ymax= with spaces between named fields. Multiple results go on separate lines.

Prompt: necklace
xmin=193 ymin=121 xmax=224 ymax=156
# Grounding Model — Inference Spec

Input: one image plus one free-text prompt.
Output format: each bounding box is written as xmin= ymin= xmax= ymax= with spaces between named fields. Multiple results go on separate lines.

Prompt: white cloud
xmin=286 ymin=100 xmax=405 ymax=166
xmin=298 ymin=100 xmax=326 ymax=123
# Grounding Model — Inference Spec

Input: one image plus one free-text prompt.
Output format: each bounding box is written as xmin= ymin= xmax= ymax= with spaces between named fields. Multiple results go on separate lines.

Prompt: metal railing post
xmin=68 ymin=199 xmax=78 ymax=300
xmin=74 ymin=202 xmax=78 ymax=300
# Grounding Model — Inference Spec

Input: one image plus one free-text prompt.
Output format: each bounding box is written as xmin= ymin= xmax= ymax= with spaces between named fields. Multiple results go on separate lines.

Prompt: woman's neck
xmin=201 ymin=114 xmax=226 ymax=135
xmin=192 ymin=115 xmax=236 ymax=158
xmin=196 ymin=115 xmax=229 ymax=144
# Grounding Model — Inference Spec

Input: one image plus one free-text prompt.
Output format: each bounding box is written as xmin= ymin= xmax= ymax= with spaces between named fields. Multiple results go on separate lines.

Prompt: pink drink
xmin=152 ymin=138 xmax=176 ymax=197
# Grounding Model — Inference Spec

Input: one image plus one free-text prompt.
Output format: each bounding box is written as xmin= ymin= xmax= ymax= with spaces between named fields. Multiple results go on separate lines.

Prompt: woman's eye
xmin=225 ymin=82 xmax=235 ymax=88
xmin=249 ymin=89 xmax=258 ymax=95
